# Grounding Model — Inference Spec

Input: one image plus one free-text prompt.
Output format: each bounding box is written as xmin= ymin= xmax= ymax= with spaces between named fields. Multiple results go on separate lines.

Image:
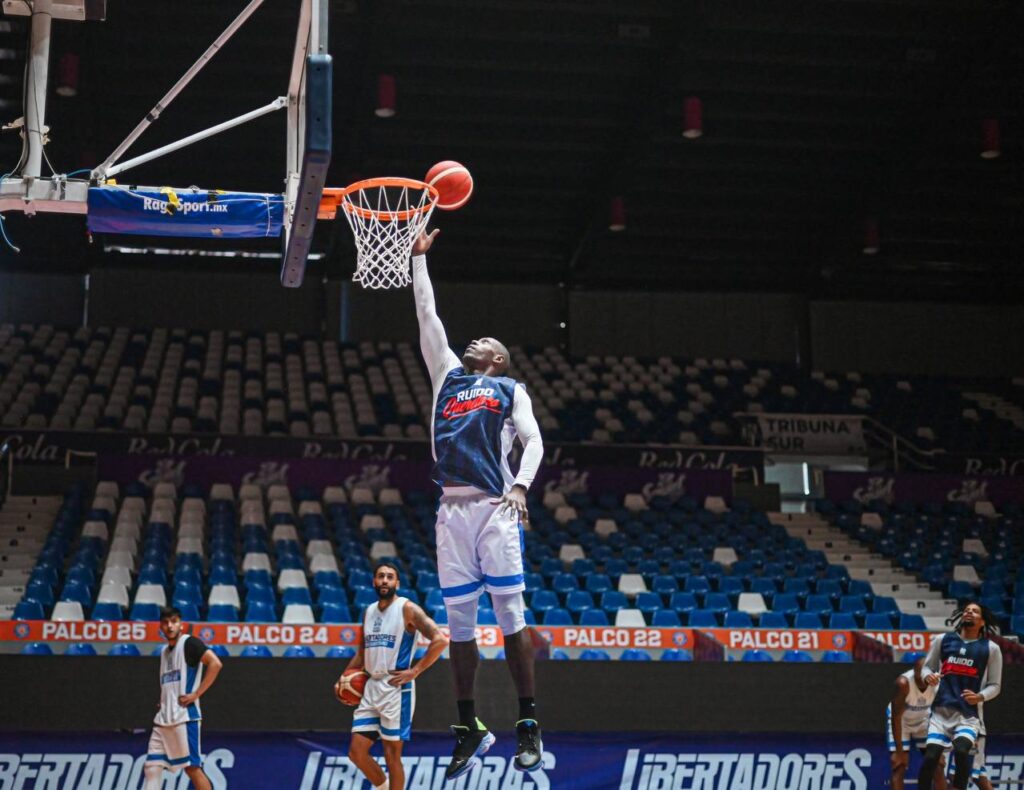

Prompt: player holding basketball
xmin=888 ymin=657 xmax=946 ymax=790
xmin=918 ymin=602 xmax=1003 ymax=790
xmin=144 ymin=606 xmax=223 ymax=790
xmin=410 ymin=228 xmax=546 ymax=779
xmin=337 ymin=561 xmax=448 ymax=790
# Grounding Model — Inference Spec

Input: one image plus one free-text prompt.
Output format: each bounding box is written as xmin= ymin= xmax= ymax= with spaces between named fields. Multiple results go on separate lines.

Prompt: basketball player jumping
xmin=410 ymin=229 xmax=546 ymax=779
xmin=144 ymin=606 xmax=223 ymax=790
xmin=888 ymin=657 xmax=946 ymax=790
xmin=338 ymin=561 xmax=448 ymax=790
xmin=918 ymin=602 xmax=1003 ymax=790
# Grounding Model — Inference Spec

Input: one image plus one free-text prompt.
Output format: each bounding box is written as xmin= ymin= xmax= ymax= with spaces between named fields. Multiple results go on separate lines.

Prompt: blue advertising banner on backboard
xmin=1 ymin=731 xmax=1023 ymax=788
xmin=87 ymin=187 xmax=284 ymax=238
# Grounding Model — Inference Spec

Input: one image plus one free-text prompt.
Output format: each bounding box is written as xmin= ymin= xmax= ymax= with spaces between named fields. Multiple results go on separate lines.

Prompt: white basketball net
xmin=340 ymin=179 xmax=437 ymax=289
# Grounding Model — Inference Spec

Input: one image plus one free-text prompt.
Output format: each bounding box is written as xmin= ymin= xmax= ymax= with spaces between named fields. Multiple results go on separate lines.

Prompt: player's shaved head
xmin=462 ymin=337 xmax=510 ymax=376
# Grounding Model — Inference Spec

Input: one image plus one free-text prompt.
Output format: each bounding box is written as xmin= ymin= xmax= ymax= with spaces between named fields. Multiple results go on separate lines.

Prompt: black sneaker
xmin=445 ymin=719 xmax=496 ymax=780
xmin=514 ymin=719 xmax=544 ymax=772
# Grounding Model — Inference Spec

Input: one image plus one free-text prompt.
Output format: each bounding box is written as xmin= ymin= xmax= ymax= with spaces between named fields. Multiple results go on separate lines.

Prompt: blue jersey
xmin=934 ymin=632 xmax=992 ymax=716
xmin=432 ymin=367 xmax=519 ymax=497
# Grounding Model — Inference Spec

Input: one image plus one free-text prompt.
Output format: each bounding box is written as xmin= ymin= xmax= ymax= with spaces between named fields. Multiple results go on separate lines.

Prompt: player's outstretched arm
xmin=178 ymin=650 xmax=222 ymax=708
xmin=411 ymin=229 xmax=460 ymax=385
xmin=388 ymin=602 xmax=449 ymax=687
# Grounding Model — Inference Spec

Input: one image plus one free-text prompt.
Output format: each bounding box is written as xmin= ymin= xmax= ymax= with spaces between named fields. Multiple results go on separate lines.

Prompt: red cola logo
xmin=442 ymin=386 xmax=502 ymax=419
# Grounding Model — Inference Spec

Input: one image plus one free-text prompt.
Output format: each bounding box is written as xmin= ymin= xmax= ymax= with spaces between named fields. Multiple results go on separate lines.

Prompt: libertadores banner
xmin=1 ymin=731 xmax=1023 ymax=788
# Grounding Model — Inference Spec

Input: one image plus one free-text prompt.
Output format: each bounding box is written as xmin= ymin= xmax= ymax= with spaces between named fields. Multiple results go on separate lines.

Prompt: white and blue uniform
xmin=412 ymin=254 xmax=543 ymax=606
xmin=352 ymin=597 xmax=416 ymax=742
xmin=887 ymin=668 xmax=937 ymax=752
xmin=922 ymin=631 xmax=1002 ymax=749
xmin=147 ymin=635 xmax=205 ymax=771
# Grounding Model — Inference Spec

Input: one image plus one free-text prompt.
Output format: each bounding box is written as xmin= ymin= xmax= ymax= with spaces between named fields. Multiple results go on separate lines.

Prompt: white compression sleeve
xmin=447 ymin=596 xmax=479 ymax=642
xmin=411 ymin=254 xmax=461 ymax=389
xmin=492 ymin=592 xmax=527 ymax=636
xmin=143 ymin=764 xmax=163 ymax=790
xmin=980 ymin=641 xmax=1002 ymax=702
xmin=511 ymin=385 xmax=543 ymax=490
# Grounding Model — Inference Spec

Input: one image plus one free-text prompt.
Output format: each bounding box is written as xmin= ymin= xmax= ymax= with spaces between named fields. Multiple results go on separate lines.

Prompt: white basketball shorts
xmin=886 ymin=705 xmax=928 ymax=752
xmin=927 ymin=706 xmax=981 ymax=748
xmin=436 ymin=487 xmax=525 ymax=605
xmin=351 ymin=677 xmax=416 ymax=742
xmin=146 ymin=721 xmax=202 ymax=771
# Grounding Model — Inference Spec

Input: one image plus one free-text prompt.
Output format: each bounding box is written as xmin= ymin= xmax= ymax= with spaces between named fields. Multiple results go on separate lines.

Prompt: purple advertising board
xmin=824 ymin=471 xmax=1024 ymax=506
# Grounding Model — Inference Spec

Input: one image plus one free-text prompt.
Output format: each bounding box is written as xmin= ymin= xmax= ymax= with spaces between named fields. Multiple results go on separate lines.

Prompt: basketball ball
xmin=425 ymin=160 xmax=473 ymax=210
xmin=335 ymin=668 xmax=368 ymax=706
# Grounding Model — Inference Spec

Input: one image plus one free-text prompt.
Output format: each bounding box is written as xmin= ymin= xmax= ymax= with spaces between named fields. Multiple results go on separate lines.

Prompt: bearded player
xmin=337 ymin=561 xmax=448 ymax=790
xmin=410 ymin=229 xmax=545 ymax=779
xmin=918 ymin=602 xmax=1003 ymax=790
xmin=144 ymin=606 xmax=223 ymax=790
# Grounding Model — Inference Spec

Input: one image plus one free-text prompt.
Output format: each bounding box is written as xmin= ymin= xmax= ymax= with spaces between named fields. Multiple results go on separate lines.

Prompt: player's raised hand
xmin=412 ymin=228 xmax=440 ymax=256
xmin=492 ymin=484 xmax=528 ymax=520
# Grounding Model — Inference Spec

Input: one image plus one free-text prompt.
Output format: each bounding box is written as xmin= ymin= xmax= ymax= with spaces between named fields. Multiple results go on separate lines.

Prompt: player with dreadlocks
xmin=917 ymin=602 xmax=1002 ymax=790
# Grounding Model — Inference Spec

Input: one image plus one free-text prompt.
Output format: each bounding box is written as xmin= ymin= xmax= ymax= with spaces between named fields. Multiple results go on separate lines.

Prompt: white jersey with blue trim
xmin=155 ymin=635 xmax=202 ymax=726
xmin=362 ymin=597 xmax=414 ymax=679
xmin=899 ymin=668 xmax=937 ymax=730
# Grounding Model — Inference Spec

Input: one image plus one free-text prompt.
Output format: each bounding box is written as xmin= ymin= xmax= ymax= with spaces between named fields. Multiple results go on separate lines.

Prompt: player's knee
xmin=144 ymin=764 xmax=163 ymax=779
xmin=953 ymin=737 xmax=973 ymax=759
xmin=446 ymin=597 xmax=479 ymax=642
xmin=491 ymin=592 xmax=526 ymax=636
xmin=923 ymin=744 xmax=945 ymax=764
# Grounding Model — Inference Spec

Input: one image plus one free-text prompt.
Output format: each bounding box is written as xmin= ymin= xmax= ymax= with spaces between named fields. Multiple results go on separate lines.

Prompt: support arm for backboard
xmin=91 ymin=0 xmax=267 ymax=182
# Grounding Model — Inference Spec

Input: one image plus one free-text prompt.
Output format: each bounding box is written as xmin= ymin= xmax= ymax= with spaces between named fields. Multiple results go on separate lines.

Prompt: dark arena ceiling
xmin=1 ymin=0 xmax=1021 ymax=300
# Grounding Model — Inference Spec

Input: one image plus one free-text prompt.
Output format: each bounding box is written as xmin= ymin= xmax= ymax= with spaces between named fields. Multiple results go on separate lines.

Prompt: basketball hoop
xmin=336 ymin=177 xmax=438 ymax=289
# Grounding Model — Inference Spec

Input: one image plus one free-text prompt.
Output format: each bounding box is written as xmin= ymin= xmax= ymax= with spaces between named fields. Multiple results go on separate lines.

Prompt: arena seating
xmin=1 ymin=324 xmax=1022 ymax=449
xmin=8 ymin=475 xmax=1020 ymax=661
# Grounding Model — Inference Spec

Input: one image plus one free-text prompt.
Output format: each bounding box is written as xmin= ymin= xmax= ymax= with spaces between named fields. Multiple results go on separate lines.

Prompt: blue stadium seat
xmin=660 ymin=649 xmax=693 ymax=662
xmin=742 ymin=650 xmax=773 ymax=662
xmin=352 ymin=587 xmax=379 ymax=608
xmin=635 ymin=592 xmax=662 ymax=615
xmin=245 ymin=601 xmax=277 ymax=622
xmin=838 ymin=596 xmax=867 ymax=617
xmin=651 ymin=609 xmax=681 ymax=627
xmin=758 ymin=612 xmax=790 ymax=628
xmin=684 ymin=576 xmax=711 ymax=594
xmin=669 ymin=592 xmax=698 ymax=614
xmin=565 ymin=590 xmax=594 ymax=613
xmin=21 ymin=642 xmax=53 ymax=655
xmin=723 ymin=611 xmax=753 ymax=627
xmin=321 ymin=603 xmax=353 ymax=623
xmin=821 ymin=650 xmax=852 ymax=663
xmin=782 ymin=650 xmax=814 ymax=663
xmin=899 ymin=614 xmax=927 ymax=630
xmin=240 ymin=645 xmax=273 ymax=658
xmin=552 ymin=649 xmax=570 ymax=660
xmin=108 ymin=643 xmax=141 ymax=657
xmin=64 ymin=642 xmax=97 ymax=656
xmin=863 ymin=613 xmax=895 ymax=630
xmin=600 ymin=591 xmax=628 ymax=613
xmin=477 ymin=609 xmax=499 ymax=626
xmin=207 ymin=604 xmax=239 ymax=623
xmin=130 ymin=603 xmax=161 ymax=622
xmin=282 ymin=587 xmax=313 ymax=607
xmin=551 ymin=573 xmax=579 ymax=595
xmin=578 ymin=609 xmax=610 ymax=626
xmin=651 ymin=575 xmax=679 ymax=595
xmin=718 ymin=577 xmax=745 ymax=597
xmin=902 ymin=651 xmax=926 ymax=664
xmin=579 ymin=649 xmax=611 ymax=661
xmin=543 ymin=608 xmax=573 ymax=625
xmin=530 ymin=590 xmax=558 ymax=613
xmin=620 ymin=649 xmax=652 ymax=661
xmin=327 ymin=646 xmax=356 ymax=659
xmin=828 ymin=612 xmax=858 ymax=629
xmin=317 ymin=587 xmax=348 ymax=607
xmin=771 ymin=593 xmax=800 ymax=615
xmin=284 ymin=646 xmax=315 ymax=658
xmin=13 ymin=599 xmax=45 ymax=620
xmin=210 ymin=644 xmax=230 ymax=658
xmin=793 ymin=612 xmax=822 ymax=629
xmin=688 ymin=610 xmax=718 ymax=628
